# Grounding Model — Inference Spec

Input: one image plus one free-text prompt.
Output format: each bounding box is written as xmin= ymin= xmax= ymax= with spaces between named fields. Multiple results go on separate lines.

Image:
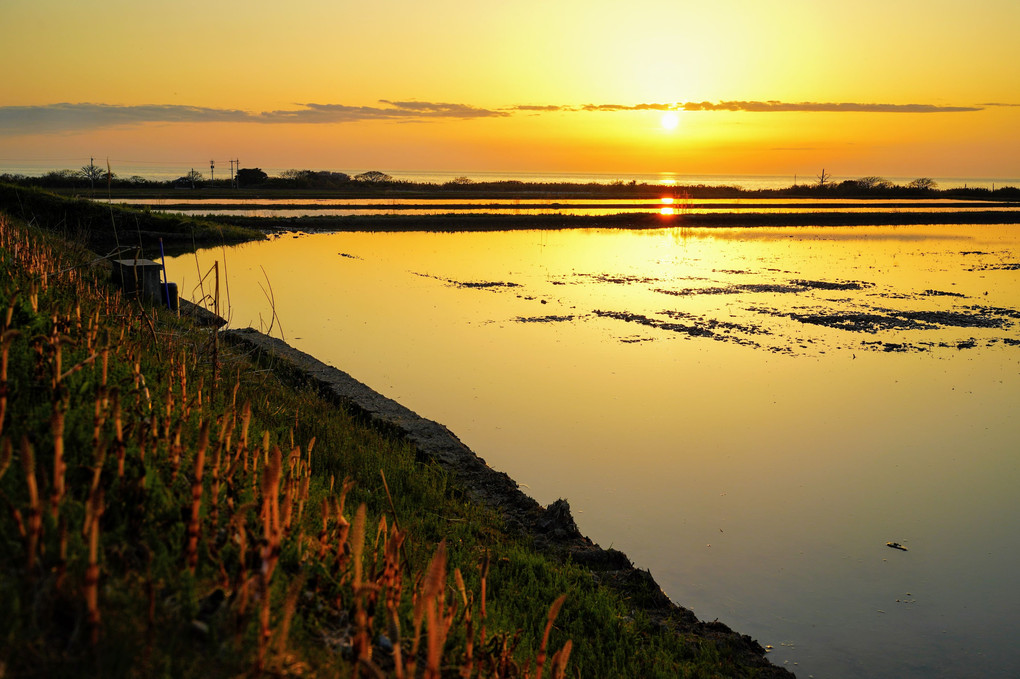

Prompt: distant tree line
xmin=1 ymin=167 xmax=1017 ymax=200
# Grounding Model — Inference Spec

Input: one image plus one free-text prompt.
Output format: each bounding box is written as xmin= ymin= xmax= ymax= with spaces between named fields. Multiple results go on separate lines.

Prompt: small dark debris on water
xmin=457 ymin=280 xmax=522 ymax=289
xmin=655 ymin=278 xmax=872 ymax=298
xmin=338 ymin=252 xmax=362 ymax=260
xmin=922 ymin=288 xmax=966 ymax=297
xmin=514 ymin=315 xmax=576 ymax=323
xmin=660 ymin=309 xmax=771 ymax=336
xmin=594 ymin=309 xmax=764 ymax=348
xmin=886 ymin=542 xmax=908 ymax=551
xmin=967 ymin=262 xmax=1020 ymax=272
xmin=577 ymin=272 xmax=661 ymax=285
xmin=789 ymin=278 xmax=873 ymax=291
xmin=413 ymin=272 xmax=522 ymax=290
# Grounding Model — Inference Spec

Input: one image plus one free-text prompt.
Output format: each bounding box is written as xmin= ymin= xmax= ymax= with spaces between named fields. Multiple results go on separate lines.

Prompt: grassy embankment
xmin=0 ymin=183 xmax=263 ymax=255
xmin=0 ymin=199 xmax=782 ymax=676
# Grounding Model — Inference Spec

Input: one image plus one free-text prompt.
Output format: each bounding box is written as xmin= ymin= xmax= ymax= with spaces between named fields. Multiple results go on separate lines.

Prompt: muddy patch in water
xmin=654 ymin=278 xmax=873 ymax=297
xmin=592 ymin=309 xmax=768 ymax=349
xmin=414 ymin=272 xmax=523 ymax=290
xmin=514 ymin=314 xmax=579 ymax=323
xmin=574 ymin=272 xmax=663 ymax=285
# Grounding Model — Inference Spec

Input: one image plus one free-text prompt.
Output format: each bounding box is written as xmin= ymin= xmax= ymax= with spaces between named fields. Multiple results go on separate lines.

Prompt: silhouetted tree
xmin=79 ymin=162 xmax=106 ymax=184
xmin=816 ymin=168 xmax=831 ymax=187
xmin=236 ymin=167 xmax=268 ymax=187
xmin=354 ymin=170 xmax=392 ymax=183
xmin=908 ymin=177 xmax=937 ymax=191
xmin=855 ymin=176 xmax=892 ymax=190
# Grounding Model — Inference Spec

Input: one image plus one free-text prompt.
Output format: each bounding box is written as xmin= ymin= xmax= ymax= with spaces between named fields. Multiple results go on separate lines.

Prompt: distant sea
xmin=1 ymin=161 xmax=1016 ymax=191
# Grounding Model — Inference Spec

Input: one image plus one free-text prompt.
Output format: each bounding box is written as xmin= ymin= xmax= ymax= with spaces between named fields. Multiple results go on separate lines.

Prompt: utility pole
xmin=210 ymin=159 xmax=215 ymax=182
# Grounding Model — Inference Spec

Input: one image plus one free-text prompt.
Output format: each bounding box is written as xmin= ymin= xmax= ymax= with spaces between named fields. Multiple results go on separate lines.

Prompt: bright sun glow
xmin=660 ymin=112 xmax=680 ymax=130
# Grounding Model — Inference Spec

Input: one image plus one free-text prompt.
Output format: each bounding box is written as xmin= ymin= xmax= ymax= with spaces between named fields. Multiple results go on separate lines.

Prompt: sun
xmin=660 ymin=111 xmax=680 ymax=130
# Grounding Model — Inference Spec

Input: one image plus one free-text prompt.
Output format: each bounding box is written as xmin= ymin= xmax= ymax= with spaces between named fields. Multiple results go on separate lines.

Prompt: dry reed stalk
xmin=101 ymin=346 xmax=109 ymax=394
xmin=0 ymin=330 xmax=18 ymax=439
xmin=4 ymin=293 xmax=15 ymax=331
xmin=423 ymin=541 xmax=449 ymax=679
xmin=274 ymin=572 xmax=307 ymax=660
xmin=236 ymin=401 xmax=252 ymax=474
xmin=379 ymin=469 xmax=401 ymax=533
xmin=454 ymin=568 xmax=475 ymax=676
xmin=230 ymin=510 xmax=252 ymax=617
xmin=297 ymin=473 xmax=310 ymax=525
xmin=350 ymin=505 xmax=377 ymax=668
xmin=351 ymin=503 xmax=367 ymax=590
xmin=332 ymin=480 xmax=354 ymax=571
xmin=49 ymin=401 xmax=66 ymax=518
xmin=549 ymin=640 xmax=573 ymax=679
xmin=84 ymin=487 xmax=104 ymax=645
xmin=20 ymin=437 xmax=41 ymax=571
xmin=316 ymin=497 xmax=331 ymax=561
xmin=0 ymin=437 xmax=11 ymax=482
xmin=186 ymin=421 xmax=209 ymax=573
xmin=383 ymin=528 xmax=407 ymax=679
xmin=261 ymin=445 xmax=283 ymax=580
xmin=113 ymin=393 xmax=125 ymax=474
xmin=479 ymin=553 xmax=489 ymax=652
xmin=170 ymin=423 xmax=183 ymax=481
xmin=50 ymin=332 xmax=62 ymax=391
xmin=196 ymin=376 xmax=203 ymax=416
xmin=281 ymin=477 xmax=295 ymax=534
xmin=209 ymin=417 xmax=233 ymax=527
xmin=87 ymin=442 xmax=107 ymax=515
xmin=180 ymin=352 xmax=189 ymax=419
xmin=55 ymin=515 xmax=67 ymax=590
xmin=92 ymin=389 xmax=107 ymax=449
xmin=534 ymin=595 xmax=568 ymax=679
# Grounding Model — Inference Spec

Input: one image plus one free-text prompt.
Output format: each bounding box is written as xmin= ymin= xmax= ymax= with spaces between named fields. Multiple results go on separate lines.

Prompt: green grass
xmin=0 ymin=182 xmax=264 ymax=255
xmin=0 ymin=210 xmax=778 ymax=678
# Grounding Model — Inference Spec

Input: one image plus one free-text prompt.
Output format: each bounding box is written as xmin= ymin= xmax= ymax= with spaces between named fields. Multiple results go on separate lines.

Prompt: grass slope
xmin=0 ymin=213 xmax=784 ymax=677
xmin=0 ymin=183 xmax=263 ymax=256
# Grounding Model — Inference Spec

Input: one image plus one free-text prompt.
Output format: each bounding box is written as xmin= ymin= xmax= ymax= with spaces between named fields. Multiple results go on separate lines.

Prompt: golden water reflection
xmin=167 ymin=225 xmax=1020 ymax=679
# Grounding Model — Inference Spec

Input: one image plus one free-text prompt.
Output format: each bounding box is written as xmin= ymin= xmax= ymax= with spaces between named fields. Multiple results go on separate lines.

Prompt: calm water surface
xmin=166 ymin=225 xmax=1020 ymax=678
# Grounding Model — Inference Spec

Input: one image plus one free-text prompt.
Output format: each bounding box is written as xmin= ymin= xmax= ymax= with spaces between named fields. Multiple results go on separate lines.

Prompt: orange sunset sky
xmin=1 ymin=0 xmax=1018 ymax=179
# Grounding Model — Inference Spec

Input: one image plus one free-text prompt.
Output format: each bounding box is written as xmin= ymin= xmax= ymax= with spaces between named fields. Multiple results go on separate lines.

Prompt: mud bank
xmin=221 ymin=327 xmax=794 ymax=678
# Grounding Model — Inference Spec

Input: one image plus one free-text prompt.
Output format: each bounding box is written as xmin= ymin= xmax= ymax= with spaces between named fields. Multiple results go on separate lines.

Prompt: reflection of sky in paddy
xmin=167 ymin=224 xmax=1020 ymax=679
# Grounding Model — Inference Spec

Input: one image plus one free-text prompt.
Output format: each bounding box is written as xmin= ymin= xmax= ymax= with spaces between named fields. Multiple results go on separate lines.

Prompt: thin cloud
xmin=259 ymin=101 xmax=508 ymax=123
xmin=514 ymin=100 xmax=983 ymax=114
xmin=679 ymin=100 xmax=982 ymax=113
xmin=0 ymin=103 xmax=253 ymax=133
xmin=580 ymin=103 xmax=676 ymax=112
xmin=0 ymin=98 xmax=984 ymax=135
xmin=0 ymin=101 xmax=509 ymax=134
xmin=511 ymin=104 xmax=565 ymax=112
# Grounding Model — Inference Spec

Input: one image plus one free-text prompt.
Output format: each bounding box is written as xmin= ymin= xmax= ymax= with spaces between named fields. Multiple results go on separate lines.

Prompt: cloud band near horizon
xmin=0 ymin=99 xmax=990 ymax=134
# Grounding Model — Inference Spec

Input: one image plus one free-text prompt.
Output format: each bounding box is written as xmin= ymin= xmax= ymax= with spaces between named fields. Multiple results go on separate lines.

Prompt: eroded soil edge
xmin=221 ymin=327 xmax=794 ymax=678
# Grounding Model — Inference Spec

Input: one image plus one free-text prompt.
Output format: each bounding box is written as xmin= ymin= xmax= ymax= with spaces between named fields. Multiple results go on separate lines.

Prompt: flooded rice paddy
xmin=166 ymin=224 xmax=1020 ymax=678
xmin=123 ymin=196 xmax=1018 ymax=219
